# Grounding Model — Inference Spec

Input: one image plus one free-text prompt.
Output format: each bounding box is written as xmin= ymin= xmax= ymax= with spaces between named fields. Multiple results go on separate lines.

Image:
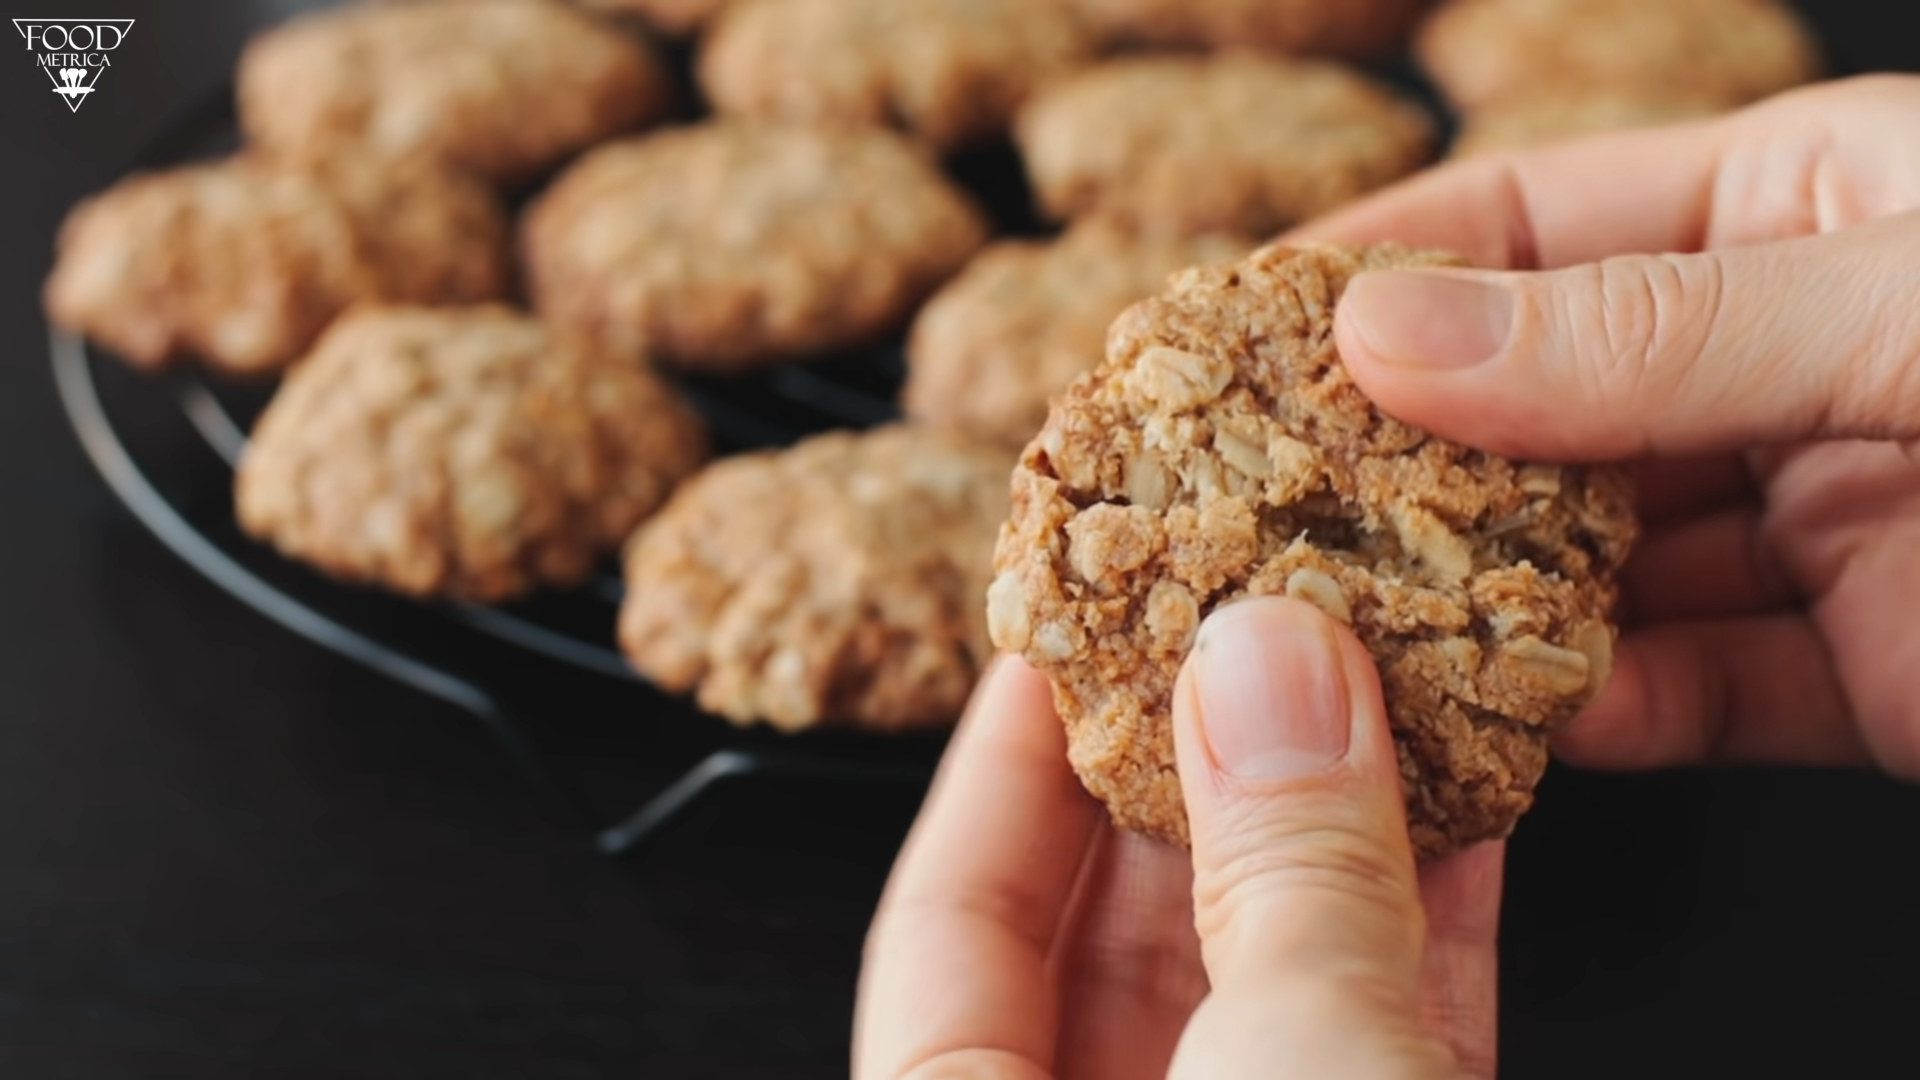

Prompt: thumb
xmin=1168 ymin=597 xmax=1453 ymax=1079
xmin=1333 ymin=213 xmax=1920 ymax=461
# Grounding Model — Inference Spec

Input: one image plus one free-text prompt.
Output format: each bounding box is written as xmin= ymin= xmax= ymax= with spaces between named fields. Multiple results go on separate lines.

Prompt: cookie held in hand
xmin=989 ymin=242 xmax=1637 ymax=857
xmin=904 ymin=222 xmax=1251 ymax=449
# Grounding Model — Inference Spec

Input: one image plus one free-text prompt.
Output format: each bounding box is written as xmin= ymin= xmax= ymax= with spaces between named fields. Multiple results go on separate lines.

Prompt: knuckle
xmin=1858 ymin=244 xmax=1920 ymax=431
xmin=1191 ymin=807 xmax=1418 ymax=946
xmin=1748 ymin=74 xmax=1920 ymax=128
xmin=1814 ymin=72 xmax=1920 ymax=111
xmin=1542 ymin=254 xmax=1727 ymax=430
xmin=1073 ymin=894 xmax=1209 ymax=1003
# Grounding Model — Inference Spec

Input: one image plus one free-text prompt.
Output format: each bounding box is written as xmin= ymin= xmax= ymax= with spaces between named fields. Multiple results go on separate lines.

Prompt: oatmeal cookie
xmin=1450 ymin=92 xmax=1725 ymax=157
xmin=620 ymin=425 xmax=1014 ymax=732
xmin=1016 ymin=54 xmax=1432 ymax=237
xmin=699 ymin=0 xmax=1095 ymax=151
xmin=43 ymin=155 xmax=510 ymax=376
xmin=1066 ymin=0 xmax=1428 ymax=58
xmin=523 ymin=122 xmax=989 ymax=373
xmin=1417 ymin=0 xmax=1820 ymax=113
xmin=583 ymin=0 xmax=731 ymax=35
xmin=238 ymin=0 xmax=670 ymax=185
xmin=237 ymin=305 xmax=707 ymax=602
xmin=904 ymin=222 xmax=1250 ymax=448
xmin=988 ymin=242 xmax=1637 ymax=856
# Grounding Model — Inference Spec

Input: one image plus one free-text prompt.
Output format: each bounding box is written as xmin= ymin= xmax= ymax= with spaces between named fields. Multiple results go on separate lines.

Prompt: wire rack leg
xmin=595 ymin=749 xmax=933 ymax=856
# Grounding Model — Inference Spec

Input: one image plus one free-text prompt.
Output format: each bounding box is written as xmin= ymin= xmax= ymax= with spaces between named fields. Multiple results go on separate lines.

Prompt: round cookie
xmin=1416 ymin=0 xmax=1820 ymax=113
xmin=904 ymin=222 xmax=1250 ymax=448
xmin=699 ymin=0 xmax=1095 ymax=151
xmin=237 ymin=305 xmax=708 ymax=602
xmin=583 ymin=0 xmax=731 ymax=35
xmin=988 ymin=242 xmax=1637 ymax=857
xmin=522 ymin=122 xmax=989 ymax=373
xmin=1450 ymin=92 xmax=1726 ymax=157
xmin=237 ymin=0 xmax=670 ymax=185
xmin=1066 ymin=0 xmax=1428 ymax=59
xmin=1015 ymin=54 xmax=1433 ymax=237
xmin=43 ymin=155 xmax=510 ymax=376
xmin=619 ymin=425 xmax=1014 ymax=733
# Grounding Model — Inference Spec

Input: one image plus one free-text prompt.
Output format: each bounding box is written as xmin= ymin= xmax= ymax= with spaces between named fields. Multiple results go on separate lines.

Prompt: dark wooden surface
xmin=3 ymin=3 xmax=1919 ymax=1077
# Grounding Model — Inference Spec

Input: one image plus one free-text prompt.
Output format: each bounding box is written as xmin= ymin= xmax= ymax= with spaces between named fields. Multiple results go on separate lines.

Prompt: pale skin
xmin=855 ymin=75 xmax=1920 ymax=1078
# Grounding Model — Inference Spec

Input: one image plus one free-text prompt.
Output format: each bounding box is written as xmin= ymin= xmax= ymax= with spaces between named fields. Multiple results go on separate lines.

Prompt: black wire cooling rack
xmin=47 ymin=85 xmax=990 ymax=857
xmin=52 ymin=37 xmax=1451 ymax=858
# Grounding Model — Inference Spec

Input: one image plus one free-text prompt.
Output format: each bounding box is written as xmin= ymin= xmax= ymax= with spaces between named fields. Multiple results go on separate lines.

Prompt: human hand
xmin=855 ymin=598 xmax=1499 ymax=1080
xmin=859 ymin=73 xmax=1920 ymax=1079
xmin=1295 ymin=74 xmax=1920 ymax=777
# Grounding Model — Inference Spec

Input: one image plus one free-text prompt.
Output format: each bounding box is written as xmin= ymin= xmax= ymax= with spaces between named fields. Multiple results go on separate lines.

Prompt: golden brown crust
xmin=1449 ymin=92 xmax=1726 ymax=157
xmin=522 ymin=122 xmax=989 ymax=373
xmin=620 ymin=425 xmax=1015 ymax=733
xmin=237 ymin=0 xmax=670 ymax=184
xmin=989 ymin=242 xmax=1638 ymax=856
xmin=1067 ymin=0 xmax=1429 ymax=58
xmin=1416 ymin=0 xmax=1821 ymax=113
xmin=698 ymin=0 xmax=1095 ymax=150
xmin=1015 ymin=54 xmax=1433 ymax=237
xmin=904 ymin=222 xmax=1251 ymax=448
xmin=237 ymin=304 xmax=708 ymax=602
xmin=42 ymin=155 xmax=510 ymax=376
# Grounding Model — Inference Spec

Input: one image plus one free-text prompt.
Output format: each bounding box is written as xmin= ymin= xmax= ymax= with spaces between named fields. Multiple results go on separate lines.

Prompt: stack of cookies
xmin=42 ymin=0 xmax=1820 ymax=846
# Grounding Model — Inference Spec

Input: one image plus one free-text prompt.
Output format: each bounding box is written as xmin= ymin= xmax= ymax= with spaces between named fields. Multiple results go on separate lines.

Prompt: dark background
xmin=4 ymin=3 xmax=1919 ymax=1077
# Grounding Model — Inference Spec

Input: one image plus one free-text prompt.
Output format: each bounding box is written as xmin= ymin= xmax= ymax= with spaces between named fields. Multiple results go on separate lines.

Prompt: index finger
xmin=854 ymin=658 xmax=1103 ymax=1080
xmin=1288 ymin=114 xmax=1733 ymax=269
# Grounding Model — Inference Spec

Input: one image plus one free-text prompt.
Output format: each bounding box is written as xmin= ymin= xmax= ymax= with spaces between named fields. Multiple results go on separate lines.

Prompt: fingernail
xmin=1343 ymin=270 xmax=1514 ymax=369
xmin=1191 ymin=598 xmax=1351 ymax=780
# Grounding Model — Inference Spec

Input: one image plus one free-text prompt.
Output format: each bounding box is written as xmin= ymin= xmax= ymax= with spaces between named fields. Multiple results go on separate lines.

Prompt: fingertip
xmin=963 ymin=653 xmax=1052 ymax=725
xmin=1339 ymin=269 xmax=1515 ymax=372
xmin=1334 ymin=269 xmax=1542 ymax=458
xmin=1175 ymin=597 xmax=1408 ymax=793
xmin=937 ymin=654 xmax=1069 ymax=793
xmin=1416 ymin=840 xmax=1506 ymax=929
xmin=1548 ymin=643 xmax=1656 ymax=770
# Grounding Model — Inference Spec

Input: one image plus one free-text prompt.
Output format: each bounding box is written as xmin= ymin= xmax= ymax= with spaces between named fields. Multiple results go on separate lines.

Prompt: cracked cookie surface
xmin=620 ymin=425 xmax=1014 ymax=733
xmin=237 ymin=305 xmax=707 ymax=602
xmin=989 ymin=242 xmax=1637 ymax=856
